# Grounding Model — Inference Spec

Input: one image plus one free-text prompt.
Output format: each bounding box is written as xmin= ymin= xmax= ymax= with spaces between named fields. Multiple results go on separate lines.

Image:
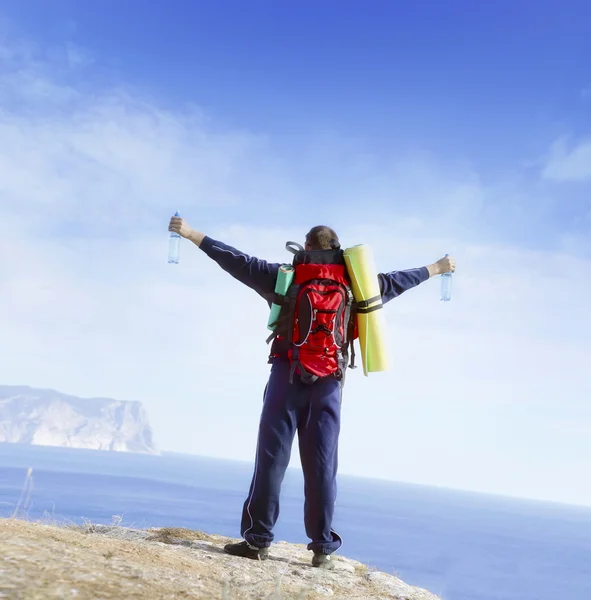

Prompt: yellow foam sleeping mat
xmin=343 ymin=244 xmax=389 ymax=376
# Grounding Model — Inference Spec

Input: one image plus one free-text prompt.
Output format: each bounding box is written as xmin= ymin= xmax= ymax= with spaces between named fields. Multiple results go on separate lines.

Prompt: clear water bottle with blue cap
xmin=440 ymin=253 xmax=452 ymax=302
xmin=168 ymin=211 xmax=181 ymax=264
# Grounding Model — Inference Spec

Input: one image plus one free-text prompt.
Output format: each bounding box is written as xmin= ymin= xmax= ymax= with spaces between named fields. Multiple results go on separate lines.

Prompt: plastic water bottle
xmin=440 ymin=254 xmax=452 ymax=302
xmin=168 ymin=211 xmax=181 ymax=264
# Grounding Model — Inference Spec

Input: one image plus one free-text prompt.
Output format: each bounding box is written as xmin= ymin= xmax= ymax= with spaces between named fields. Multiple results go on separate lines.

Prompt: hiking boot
xmin=224 ymin=540 xmax=269 ymax=561
xmin=312 ymin=552 xmax=335 ymax=570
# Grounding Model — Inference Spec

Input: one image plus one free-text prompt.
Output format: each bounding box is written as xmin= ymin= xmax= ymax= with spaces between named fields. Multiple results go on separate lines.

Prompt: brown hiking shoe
xmin=224 ymin=540 xmax=269 ymax=561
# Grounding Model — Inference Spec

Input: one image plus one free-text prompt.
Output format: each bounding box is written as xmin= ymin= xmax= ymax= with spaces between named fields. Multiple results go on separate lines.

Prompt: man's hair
xmin=306 ymin=225 xmax=340 ymax=251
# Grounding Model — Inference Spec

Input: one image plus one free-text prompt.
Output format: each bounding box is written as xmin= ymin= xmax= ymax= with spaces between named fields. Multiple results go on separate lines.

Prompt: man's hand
xmin=168 ymin=216 xmax=205 ymax=247
xmin=168 ymin=215 xmax=193 ymax=238
xmin=427 ymin=255 xmax=456 ymax=277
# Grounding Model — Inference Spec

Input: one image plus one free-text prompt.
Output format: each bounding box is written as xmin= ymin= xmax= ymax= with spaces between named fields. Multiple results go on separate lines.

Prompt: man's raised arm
xmin=168 ymin=216 xmax=280 ymax=300
xmin=378 ymin=255 xmax=456 ymax=304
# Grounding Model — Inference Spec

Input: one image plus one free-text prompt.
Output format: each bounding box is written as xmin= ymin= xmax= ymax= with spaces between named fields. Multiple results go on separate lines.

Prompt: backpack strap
xmin=286 ymin=241 xmax=304 ymax=255
xmin=289 ymin=347 xmax=320 ymax=385
xmin=356 ymin=295 xmax=382 ymax=314
xmin=266 ymin=292 xmax=291 ymax=336
xmin=342 ymin=289 xmax=357 ymax=371
xmin=266 ymin=281 xmax=299 ymax=345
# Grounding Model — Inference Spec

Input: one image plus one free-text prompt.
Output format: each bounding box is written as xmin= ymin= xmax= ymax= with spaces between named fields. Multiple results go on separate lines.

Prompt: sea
xmin=0 ymin=443 xmax=589 ymax=600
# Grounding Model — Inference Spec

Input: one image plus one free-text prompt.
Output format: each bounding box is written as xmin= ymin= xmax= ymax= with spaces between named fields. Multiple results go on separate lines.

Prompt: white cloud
xmin=0 ymin=38 xmax=297 ymax=237
xmin=1 ymin=34 xmax=590 ymax=508
xmin=542 ymin=137 xmax=591 ymax=182
xmin=0 ymin=98 xmax=286 ymax=231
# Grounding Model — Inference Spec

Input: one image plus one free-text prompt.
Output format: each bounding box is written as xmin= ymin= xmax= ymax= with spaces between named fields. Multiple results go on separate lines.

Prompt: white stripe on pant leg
xmin=243 ymin=383 xmax=270 ymax=539
xmin=243 ymin=449 xmax=259 ymax=539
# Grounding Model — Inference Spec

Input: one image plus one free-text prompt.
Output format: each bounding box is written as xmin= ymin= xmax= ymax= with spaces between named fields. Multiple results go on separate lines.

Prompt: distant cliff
xmin=0 ymin=386 xmax=158 ymax=454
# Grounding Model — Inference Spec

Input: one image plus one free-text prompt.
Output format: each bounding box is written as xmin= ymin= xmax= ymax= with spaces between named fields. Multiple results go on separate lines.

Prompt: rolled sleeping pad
xmin=343 ymin=244 xmax=389 ymax=376
xmin=267 ymin=265 xmax=295 ymax=330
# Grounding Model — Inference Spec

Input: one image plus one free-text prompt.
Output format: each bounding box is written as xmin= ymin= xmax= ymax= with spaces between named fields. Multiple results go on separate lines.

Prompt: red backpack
xmin=267 ymin=242 xmax=358 ymax=384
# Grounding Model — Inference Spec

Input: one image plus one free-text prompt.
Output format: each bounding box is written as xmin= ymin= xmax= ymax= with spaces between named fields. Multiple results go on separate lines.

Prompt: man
xmin=168 ymin=216 xmax=456 ymax=569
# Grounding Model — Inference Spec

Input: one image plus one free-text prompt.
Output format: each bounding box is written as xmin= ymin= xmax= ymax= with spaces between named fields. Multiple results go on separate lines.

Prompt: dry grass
xmin=146 ymin=526 xmax=221 ymax=545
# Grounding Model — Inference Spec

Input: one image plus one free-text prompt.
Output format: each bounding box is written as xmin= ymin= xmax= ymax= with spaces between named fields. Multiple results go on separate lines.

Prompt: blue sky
xmin=3 ymin=0 xmax=590 ymax=250
xmin=0 ymin=2 xmax=590 ymax=506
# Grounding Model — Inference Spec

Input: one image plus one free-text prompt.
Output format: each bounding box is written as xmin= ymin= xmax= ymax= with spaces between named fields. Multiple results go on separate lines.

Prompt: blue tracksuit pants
xmin=240 ymin=359 xmax=343 ymax=555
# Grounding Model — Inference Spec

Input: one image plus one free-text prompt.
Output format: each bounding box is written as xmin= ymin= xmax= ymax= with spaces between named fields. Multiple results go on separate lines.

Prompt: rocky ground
xmin=0 ymin=518 xmax=441 ymax=599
